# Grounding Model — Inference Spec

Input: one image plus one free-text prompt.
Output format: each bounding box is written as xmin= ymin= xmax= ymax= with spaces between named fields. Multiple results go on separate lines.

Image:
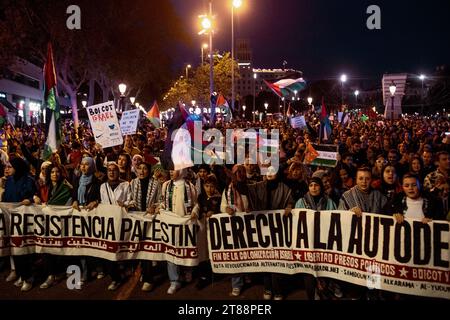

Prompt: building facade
xmin=0 ymin=58 xmax=70 ymax=125
xmin=234 ymin=39 xmax=303 ymax=99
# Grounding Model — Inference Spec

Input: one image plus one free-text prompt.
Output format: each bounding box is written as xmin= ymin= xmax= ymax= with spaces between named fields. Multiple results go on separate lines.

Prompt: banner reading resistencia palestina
xmin=86 ymin=101 xmax=123 ymax=148
xmin=207 ymin=209 xmax=450 ymax=299
xmin=0 ymin=204 xmax=203 ymax=266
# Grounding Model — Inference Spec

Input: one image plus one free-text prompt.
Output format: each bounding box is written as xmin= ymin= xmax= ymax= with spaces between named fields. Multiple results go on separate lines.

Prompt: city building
xmin=235 ymin=39 xmax=303 ymax=99
xmin=0 ymin=58 xmax=70 ymax=125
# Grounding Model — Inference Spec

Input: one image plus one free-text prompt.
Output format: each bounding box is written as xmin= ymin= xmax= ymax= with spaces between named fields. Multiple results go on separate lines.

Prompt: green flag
xmin=42 ymin=43 xmax=61 ymax=160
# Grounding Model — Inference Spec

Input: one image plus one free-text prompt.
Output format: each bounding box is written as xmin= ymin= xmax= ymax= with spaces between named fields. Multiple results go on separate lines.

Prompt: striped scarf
xmin=164 ymin=180 xmax=193 ymax=213
xmin=341 ymin=186 xmax=385 ymax=214
xmin=130 ymin=178 xmax=159 ymax=211
xmin=226 ymin=184 xmax=245 ymax=212
xmin=302 ymin=193 xmax=329 ymax=211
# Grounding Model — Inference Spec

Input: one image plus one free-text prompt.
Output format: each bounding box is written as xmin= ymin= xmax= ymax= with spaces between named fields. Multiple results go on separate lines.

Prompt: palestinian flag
xmin=42 ymin=43 xmax=61 ymax=161
xmin=304 ymin=143 xmax=338 ymax=167
xmin=319 ymin=98 xmax=332 ymax=143
xmin=217 ymin=94 xmax=232 ymax=122
xmin=264 ymin=78 xmax=306 ymax=98
xmin=146 ymin=101 xmax=160 ymax=128
xmin=304 ymin=142 xmax=320 ymax=164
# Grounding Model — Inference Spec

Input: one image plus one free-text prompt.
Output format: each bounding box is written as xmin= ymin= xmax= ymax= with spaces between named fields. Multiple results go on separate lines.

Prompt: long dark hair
xmin=45 ymin=164 xmax=65 ymax=192
xmin=10 ymin=157 xmax=30 ymax=180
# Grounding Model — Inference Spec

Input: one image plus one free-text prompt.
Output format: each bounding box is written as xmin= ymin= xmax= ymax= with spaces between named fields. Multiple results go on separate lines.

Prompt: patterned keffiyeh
xmin=339 ymin=186 xmax=387 ymax=214
xmin=129 ymin=177 xmax=160 ymax=211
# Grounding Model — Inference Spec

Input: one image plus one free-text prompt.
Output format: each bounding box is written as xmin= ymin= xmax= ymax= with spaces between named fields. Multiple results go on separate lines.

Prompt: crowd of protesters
xmin=0 ymin=109 xmax=449 ymax=300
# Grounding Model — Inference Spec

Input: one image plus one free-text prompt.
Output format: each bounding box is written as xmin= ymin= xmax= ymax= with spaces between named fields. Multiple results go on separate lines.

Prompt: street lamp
xmin=118 ymin=83 xmax=127 ymax=96
xmin=307 ymin=97 xmax=313 ymax=106
xmin=354 ymin=90 xmax=359 ymax=108
xmin=340 ymin=74 xmax=347 ymax=106
xmin=201 ymin=43 xmax=208 ymax=65
xmin=231 ymin=0 xmax=242 ymax=116
xmin=389 ymin=82 xmax=396 ymax=120
xmin=419 ymin=74 xmax=426 ymax=115
xmin=82 ymin=100 xmax=87 ymax=108
xmin=130 ymin=97 xmax=136 ymax=105
xmin=185 ymin=64 xmax=192 ymax=80
xmin=199 ymin=3 xmax=214 ymax=120
xmin=253 ymin=73 xmax=257 ymax=122
xmin=264 ymin=102 xmax=268 ymax=112
xmin=242 ymin=105 xmax=246 ymax=119
xmin=118 ymin=83 xmax=127 ymax=112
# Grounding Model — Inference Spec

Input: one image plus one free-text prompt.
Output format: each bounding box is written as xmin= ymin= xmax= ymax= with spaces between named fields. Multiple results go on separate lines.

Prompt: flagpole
xmin=209 ymin=0 xmax=214 ymax=123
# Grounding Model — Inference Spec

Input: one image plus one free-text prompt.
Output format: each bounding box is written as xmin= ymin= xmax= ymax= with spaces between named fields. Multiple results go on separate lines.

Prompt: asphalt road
xmin=0 ymin=262 xmax=309 ymax=301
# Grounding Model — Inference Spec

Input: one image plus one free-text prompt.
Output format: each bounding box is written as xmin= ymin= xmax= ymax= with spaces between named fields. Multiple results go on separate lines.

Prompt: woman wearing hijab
xmin=72 ymin=157 xmax=101 ymax=211
xmin=39 ymin=164 xmax=73 ymax=289
xmin=295 ymin=177 xmax=337 ymax=211
xmin=125 ymin=162 xmax=161 ymax=292
xmin=2 ymin=157 xmax=37 ymax=292
xmin=295 ymin=177 xmax=337 ymax=300
xmin=71 ymin=156 xmax=101 ymax=285
xmin=131 ymin=154 xmax=143 ymax=179
xmin=33 ymin=161 xmax=52 ymax=204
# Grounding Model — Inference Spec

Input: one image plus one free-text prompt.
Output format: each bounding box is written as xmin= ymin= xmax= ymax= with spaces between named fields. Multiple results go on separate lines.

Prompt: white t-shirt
xmin=405 ymin=197 xmax=425 ymax=220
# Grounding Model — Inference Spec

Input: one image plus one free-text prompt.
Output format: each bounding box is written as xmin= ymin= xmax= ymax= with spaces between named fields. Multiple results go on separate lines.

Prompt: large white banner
xmin=207 ymin=209 xmax=450 ymax=299
xmin=86 ymin=101 xmax=123 ymax=148
xmin=119 ymin=109 xmax=140 ymax=136
xmin=0 ymin=204 xmax=203 ymax=266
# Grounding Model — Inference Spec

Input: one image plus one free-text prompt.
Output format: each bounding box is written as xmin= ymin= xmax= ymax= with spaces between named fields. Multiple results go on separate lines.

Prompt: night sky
xmin=171 ymin=0 xmax=450 ymax=81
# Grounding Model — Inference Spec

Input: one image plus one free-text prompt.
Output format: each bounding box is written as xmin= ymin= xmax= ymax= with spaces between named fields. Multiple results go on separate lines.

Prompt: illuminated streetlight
xmin=232 ymin=0 xmax=242 ymax=8
xmin=81 ymin=100 xmax=87 ymax=108
xmin=389 ymin=82 xmax=396 ymax=120
xmin=307 ymin=97 xmax=313 ymax=105
xmin=201 ymin=16 xmax=212 ymax=31
xmin=340 ymin=74 xmax=347 ymax=106
xmin=130 ymin=97 xmax=135 ymax=105
xmin=231 ymin=0 xmax=243 ymax=116
xmin=199 ymin=3 xmax=214 ymax=121
xmin=253 ymin=73 xmax=257 ymax=122
xmin=419 ymin=74 xmax=426 ymax=114
xmin=264 ymin=102 xmax=268 ymax=113
xmin=186 ymin=64 xmax=192 ymax=80
xmin=118 ymin=83 xmax=127 ymax=96
xmin=354 ymin=90 xmax=359 ymax=108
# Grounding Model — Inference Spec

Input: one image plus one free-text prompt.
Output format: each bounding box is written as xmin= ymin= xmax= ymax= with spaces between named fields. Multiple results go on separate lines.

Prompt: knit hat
xmin=309 ymin=176 xmax=325 ymax=192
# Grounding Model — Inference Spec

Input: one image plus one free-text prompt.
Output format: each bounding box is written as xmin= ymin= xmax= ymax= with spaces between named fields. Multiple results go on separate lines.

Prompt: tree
xmin=0 ymin=0 xmax=188 ymax=126
xmin=162 ymin=52 xmax=240 ymax=110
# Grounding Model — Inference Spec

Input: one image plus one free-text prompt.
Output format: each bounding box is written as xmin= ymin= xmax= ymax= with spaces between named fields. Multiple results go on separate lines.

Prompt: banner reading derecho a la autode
xmin=207 ymin=209 xmax=450 ymax=299
xmin=86 ymin=101 xmax=123 ymax=148
xmin=0 ymin=204 xmax=202 ymax=266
